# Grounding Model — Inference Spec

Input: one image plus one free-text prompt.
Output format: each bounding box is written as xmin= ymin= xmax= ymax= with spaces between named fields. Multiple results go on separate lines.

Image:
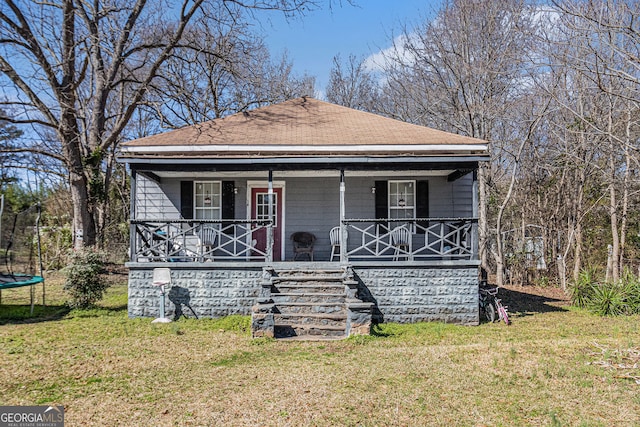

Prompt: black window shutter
xmin=374 ymin=180 xmax=388 ymax=232
xmin=180 ymin=181 xmax=194 ymax=219
xmin=374 ymin=181 xmax=388 ymax=219
xmin=221 ymin=181 xmax=235 ymax=234
xmin=416 ymin=180 xmax=429 ymax=234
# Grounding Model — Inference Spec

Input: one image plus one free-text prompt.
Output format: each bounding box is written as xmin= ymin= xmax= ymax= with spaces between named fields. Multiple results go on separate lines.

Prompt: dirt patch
xmin=498 ymin=284 xmax=571 ymax=315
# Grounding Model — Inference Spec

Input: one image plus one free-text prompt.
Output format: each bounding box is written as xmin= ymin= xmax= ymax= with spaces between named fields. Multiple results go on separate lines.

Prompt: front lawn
xmin=1 ymin=276 xmax=638 ymax=426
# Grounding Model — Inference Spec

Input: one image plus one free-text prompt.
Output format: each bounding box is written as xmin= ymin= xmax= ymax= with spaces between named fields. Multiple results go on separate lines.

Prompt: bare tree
xmin=0 ymin=0 xmax=330 ymax=249
xmin=325 ymin=53 xmax=380 ymax=110
xmin=145 ymin=5 xmax=315 ymax=128
xmin=550 ymin=0 xmax=640 ymax=282
xmin=378 ymin=0 xmax=539 ymax=285
xmin=0 ymin=109 xmax=23 ymax=187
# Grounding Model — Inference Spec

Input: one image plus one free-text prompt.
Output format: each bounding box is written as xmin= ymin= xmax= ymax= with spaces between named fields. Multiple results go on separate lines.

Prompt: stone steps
xmin=275 ymin=301 xmax=346 ymax=315
xmin=270 ymin=268 xmax=348 ymax=339
xmin=274 ymin=312 xmax=347 ymax=327
xmin=271 ymin=293 xmax=346 ymax=304
xmin=274 ymin=324 xmax=346 ymax=338
xmin=251 ymin=266 xmax=373 ymax=340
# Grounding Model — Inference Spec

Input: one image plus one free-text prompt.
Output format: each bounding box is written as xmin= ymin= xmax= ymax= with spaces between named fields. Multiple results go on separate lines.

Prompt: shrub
xmin=588 ymin=282 xmax=626 ymax=316
xmin=571 ymin=268 xmax=640 ymax=316
xmin=570 ymin=268 xmax=597 ymax=308
xmin=620 ymin=272 xmax=640 ymax=315
xmin=63 ymin=249 xmax=109 ymax=309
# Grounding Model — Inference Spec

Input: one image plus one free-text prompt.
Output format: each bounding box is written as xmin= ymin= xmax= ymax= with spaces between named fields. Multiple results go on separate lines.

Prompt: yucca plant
xmin=570 ymin=268 xmax=597 ymax=309
xmin=619 ymin=271 xmax=640 ymax=315
xmin=588 ymin=282 xmax=626 ymax=316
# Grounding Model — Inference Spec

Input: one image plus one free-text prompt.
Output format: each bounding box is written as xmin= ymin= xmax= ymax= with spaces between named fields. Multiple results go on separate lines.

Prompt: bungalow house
xmin=117 ymin=97 xmax=489 ymax=338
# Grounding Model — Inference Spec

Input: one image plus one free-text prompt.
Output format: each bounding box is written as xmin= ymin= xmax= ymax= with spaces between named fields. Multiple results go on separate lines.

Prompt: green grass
xmin=1 ymin=276 xmax=639 ymax=426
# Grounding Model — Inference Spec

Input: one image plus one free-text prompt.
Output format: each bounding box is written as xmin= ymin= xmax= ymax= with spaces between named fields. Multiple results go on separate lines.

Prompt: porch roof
xmin=118 ymin=97 xmax=488 ymax=162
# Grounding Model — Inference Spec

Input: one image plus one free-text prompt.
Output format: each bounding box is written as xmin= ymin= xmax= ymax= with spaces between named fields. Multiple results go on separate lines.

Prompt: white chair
xmin=329 ymin=227 xmax=347 ymax=261
xmin=198 ymin=226 xmax=217 ymax=261
xmin=151 ymin=267 xmax=172 ymax=323
xmin=391 ymin=226 xmax=411 ymax=261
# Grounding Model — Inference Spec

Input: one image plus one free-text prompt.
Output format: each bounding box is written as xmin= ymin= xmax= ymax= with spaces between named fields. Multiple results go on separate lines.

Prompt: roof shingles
xmin=120 ymin=97 xmax=487 ymax=158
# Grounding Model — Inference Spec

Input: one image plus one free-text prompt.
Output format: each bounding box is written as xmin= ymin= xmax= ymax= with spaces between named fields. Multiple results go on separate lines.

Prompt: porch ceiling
xmin=147 ymin=169 xmax=458 ymax=179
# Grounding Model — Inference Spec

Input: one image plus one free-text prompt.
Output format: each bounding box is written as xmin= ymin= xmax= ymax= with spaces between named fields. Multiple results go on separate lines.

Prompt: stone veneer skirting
xmin=126 ymin=262 xmax=480 ymax=325
xmin=351 ymin=265 xmax=479 ymax=325
xmin=127 ymin=263 xmax=263 ymax=319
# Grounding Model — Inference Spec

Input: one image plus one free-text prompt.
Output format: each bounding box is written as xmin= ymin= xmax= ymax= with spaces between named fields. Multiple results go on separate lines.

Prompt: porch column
xmin=471 ymin=170 xmax=479 ymax=260
xmin=339 ymin=169 xmax=347 ymax=264
xmin=129 ymin=169 xmax=137 ymax=262
xmin=267 ymin=170 xmax=274 ymax=263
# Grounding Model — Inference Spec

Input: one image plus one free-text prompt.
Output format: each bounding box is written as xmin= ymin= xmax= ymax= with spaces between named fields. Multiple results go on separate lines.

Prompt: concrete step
xmin=272 ymin=283 xmax=345 ymax=294
xmin=274 ymin=323 xmax=347 ymax=339
xmin=275 ymin=302 xmax=346 ymax=315
xmin=273 ymin=269 xmax=344 ymax=278
xmin=276 ymin=335 xmax=346 ymax=342
xmin=271 ymin=293 xmax=345 ymax=304
xmin=261 ymin=265 xmax=355 ymax=340
xmin=272 ymin=276 xmax=344 ymax=284
xmin=274 ymin=312 xmax=347 ymax=327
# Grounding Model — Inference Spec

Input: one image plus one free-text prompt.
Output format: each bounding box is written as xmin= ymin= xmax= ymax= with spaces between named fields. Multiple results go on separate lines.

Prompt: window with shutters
xmin=376 ymin=179 xmax=427 ymax=234
xmin=388 ymin=180 xmax=415 ymax=221
xmin=194 ymin=181 xmax=221 ymax=220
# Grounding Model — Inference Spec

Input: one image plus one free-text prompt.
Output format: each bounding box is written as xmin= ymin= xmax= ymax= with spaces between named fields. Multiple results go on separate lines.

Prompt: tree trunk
xmin=608 ymin=135 xmax=620 ymax=284
xmin=572 ymin=221 xmax=583 ymax=282
xmin=70 ymin=170 xmax=96 ymax=249
xmin=478 ymin=163 xmax=489 ymax=274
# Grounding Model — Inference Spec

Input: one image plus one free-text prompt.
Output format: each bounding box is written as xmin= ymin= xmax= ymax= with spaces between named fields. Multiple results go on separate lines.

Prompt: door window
xmin=255 ymin=192 xmax=277 ymax=226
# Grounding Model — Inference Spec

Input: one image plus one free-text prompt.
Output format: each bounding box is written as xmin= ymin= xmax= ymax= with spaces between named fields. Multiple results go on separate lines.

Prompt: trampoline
xmin=0 ymin=273 xmax=44 ymax=290
xmin=0 ymin=194 xmax=45 ymax=314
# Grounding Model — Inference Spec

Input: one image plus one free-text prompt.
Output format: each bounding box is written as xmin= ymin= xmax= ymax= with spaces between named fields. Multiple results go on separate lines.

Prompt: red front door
xmin=250 ymin=187 xmax=283 ymax=261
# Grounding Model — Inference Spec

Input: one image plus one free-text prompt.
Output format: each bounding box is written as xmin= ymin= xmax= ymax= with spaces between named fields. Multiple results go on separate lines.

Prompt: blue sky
xmin=261 ymin=0 xmax=441 ymax=97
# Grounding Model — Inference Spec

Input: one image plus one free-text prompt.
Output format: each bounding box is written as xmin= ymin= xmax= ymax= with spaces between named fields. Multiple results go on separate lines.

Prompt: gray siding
xmin=428 ymin=175 xmax=473 ymax=218
xmin=135 ymin=174 xmax=180 ymax=220
xmin=283 ymin=177 xmax=341 ymax=260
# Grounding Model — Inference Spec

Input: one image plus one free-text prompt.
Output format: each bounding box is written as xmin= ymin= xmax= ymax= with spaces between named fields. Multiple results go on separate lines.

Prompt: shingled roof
xmin=118 ymin=97 xmax=487 ymax=159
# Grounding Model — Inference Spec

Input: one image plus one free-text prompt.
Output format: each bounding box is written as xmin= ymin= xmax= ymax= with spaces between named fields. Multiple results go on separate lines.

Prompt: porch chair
xmin=390 ymin=226 xmax=411 ymax=261
xmin=198 ymin=225 xmax=217 ymax=261
xmin=291 ymin=231 xmax=316 ymax=261
xmin=329 ymin=226 xmax=347 ymax=261
xmin=151 ymin=267 xmax=172 ymax=323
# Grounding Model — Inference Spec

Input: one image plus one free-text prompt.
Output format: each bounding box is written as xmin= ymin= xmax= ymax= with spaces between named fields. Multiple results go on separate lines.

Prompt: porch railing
xmin=129 ymin=217 xmax=477 ymax=263
xmin=130 ymin=219 xmax=272 ymax=262
xmin=342 ymin=218 xmax=477 ymax=261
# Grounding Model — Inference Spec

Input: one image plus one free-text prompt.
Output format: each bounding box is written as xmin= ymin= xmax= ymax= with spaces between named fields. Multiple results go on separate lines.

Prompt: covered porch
xmin=128 ymin=168 xmax=479 ymax=266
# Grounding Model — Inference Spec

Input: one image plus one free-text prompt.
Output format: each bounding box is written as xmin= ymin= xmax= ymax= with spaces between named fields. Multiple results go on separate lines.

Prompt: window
xmin=194 ymin=181 xmax=221 ymax=220
xmin=375 ymin=180 xmax=428 ymax=234
xmin=389 ymin=180 xmax=415 ymax=221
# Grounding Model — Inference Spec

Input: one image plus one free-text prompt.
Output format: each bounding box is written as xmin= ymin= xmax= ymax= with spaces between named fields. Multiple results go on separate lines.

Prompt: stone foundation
xmin=127 ymin=262 xmax=479 ymax=325
xmin=127 ymin=263 xmax=262 ymax=319
xmin=352 ymin=265 xmax=479 ymax=325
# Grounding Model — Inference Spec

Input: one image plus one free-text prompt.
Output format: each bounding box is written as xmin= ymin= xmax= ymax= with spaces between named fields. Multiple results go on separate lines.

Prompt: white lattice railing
xmin=130 ymin=219 xmax=272 ymax=262
xmin=130 ymin=217 xmax=476 ymax=263
xmin=343 ymin=218 xmax=476 ymax=261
